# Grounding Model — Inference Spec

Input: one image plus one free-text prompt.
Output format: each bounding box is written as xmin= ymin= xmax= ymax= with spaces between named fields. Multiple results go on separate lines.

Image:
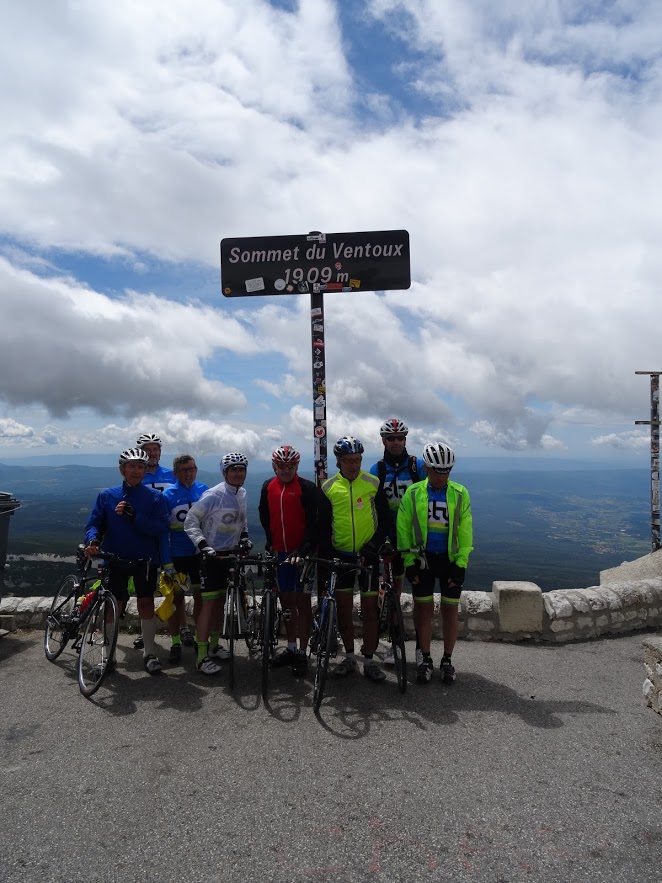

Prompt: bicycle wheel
xmin=244 ymin=604 xmax=260 ymax=655
xmin=261 ymin=591 xmax=273 ymax=701
xmin=313 ymin=598 xmax=335 ymax=713
xmin=387 ymin=591 xmax=407 ymax=694
xmin=78 ymin=593 xmax=119 ymax=697
xmin=44 ymin=574 xmax=80 ymax=661
xmin=227 ymin=585 xmax=237 ymax=690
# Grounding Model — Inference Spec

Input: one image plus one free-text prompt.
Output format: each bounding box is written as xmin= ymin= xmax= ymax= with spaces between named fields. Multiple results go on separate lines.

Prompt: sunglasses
xmin=384 ymin=434 xmax=407 ymax=442
xmin=430 ymin=467 xmax=452 ymax=475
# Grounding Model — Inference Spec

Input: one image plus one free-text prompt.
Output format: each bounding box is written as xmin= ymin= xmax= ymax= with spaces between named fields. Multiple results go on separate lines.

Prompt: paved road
xmin=1 ymin=629 xmax=661 ymax=883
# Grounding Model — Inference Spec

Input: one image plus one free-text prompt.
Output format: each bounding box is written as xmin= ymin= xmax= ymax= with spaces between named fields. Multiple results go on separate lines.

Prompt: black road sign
xmin=221 ymin=229 xmax=410 ymax=297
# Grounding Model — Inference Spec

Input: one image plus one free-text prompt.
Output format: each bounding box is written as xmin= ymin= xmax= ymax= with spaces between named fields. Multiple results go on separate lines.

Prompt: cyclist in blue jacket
xmin=137 ymin=432 xmax=177 ymax=493
xmin=159 ymin=454 xmax=209 ymax=664
xmin=84 ymin=448 xmax=170 ymax=674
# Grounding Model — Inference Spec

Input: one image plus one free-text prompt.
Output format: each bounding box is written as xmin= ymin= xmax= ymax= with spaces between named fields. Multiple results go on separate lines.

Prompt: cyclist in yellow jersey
xmin=319 ymin=436 xmax=390 ymax=682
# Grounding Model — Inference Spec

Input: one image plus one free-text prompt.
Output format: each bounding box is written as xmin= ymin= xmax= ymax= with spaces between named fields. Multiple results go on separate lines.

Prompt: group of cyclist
xmin=82 ymin=420 xmax=473 ymax=686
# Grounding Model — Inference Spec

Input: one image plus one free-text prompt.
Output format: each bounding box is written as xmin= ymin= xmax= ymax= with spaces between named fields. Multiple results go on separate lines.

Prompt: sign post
xmin=635 ymin=371 xmax=661 ymax=551
xmin=221 ymin=229 xmax=411 ymax=483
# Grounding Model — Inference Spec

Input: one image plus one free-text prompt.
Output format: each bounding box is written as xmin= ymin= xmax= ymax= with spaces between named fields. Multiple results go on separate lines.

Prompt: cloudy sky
xmin=1 ymin=0 xmax=660 ymax=469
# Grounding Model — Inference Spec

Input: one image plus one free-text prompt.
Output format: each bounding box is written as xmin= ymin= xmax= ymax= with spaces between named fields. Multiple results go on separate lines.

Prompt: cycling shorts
xmin=109 ymin=562 xmax=158 ymax=604
xmin=328 ymin=549 xmax=379 ymax=595
xmin=199 ymin=554 xmax=233 ymax=601
xmin=409 ymin=552 xmax=461 ymax=605
xmin=172 ymin=555 xmax=201 ymax=590
xmin=276 ymin=552 xmax=313 ymax=594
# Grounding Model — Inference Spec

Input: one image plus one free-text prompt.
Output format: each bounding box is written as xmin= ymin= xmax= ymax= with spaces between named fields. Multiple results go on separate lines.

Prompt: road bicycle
xmin=305 ymin=555 xmax=372 ymax=713
xmin=377 ymin=541 xmax=409 ymax=693
xmin=244 ymin=551 xmax=282 ymax=701
xmin=44 ymin=547 xmax=145 ymax=697
xmin=201 ymin=546 xmax=262 ymax=690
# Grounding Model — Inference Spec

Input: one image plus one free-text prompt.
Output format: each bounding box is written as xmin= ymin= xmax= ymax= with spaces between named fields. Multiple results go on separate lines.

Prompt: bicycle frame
xmin=44 ymin=547 xmax=146 ymax=697
xmin=244 ymin=552 xmax=281 ymax=700
xmin=201 ymin=548 xmax=265 ymax=690
xmin=304 ymin=555 xmax=373 ymax=713
xmin=377 ymin=542 xmax=411 ymax=693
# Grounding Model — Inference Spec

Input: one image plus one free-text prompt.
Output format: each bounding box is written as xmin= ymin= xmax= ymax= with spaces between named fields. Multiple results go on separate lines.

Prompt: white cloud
xmin=591 ymin=429 xmax=652 ymax=451
xmin=0 ymin=0 xmax=661 ymax=457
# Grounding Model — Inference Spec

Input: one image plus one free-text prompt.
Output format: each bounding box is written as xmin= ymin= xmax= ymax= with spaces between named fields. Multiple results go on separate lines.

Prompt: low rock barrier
xmin=3 ymin=577 xmax=662 ymax=643
xmin=643 ymin=635 xmax=662 ymax=715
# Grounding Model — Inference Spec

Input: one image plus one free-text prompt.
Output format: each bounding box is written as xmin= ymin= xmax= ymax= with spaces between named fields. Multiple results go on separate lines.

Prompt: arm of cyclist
xmin=395 ymin=485 xmax=421 ymax=573
xmin=359 ymin=485 xmax=391 ymax=562
xmin=453 ymin=486 xmax=473 ymax=570
xmin=258 ymin=479 xmax=273 ymax=550
xmin=374 ymin=484 xmax=391 ymax=548
xmin=183 ymin=498 xmax=209 ymax=551
xmin=84 ymin=492 xmax=107 ymax=556
xmin=300 ymin=478 xmax=324 ymax=552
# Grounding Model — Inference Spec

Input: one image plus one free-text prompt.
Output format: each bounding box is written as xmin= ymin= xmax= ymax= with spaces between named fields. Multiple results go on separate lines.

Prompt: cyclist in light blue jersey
xmin=369 ymin=418 xmax=424 ymax=663
xmin=159 ymin=455 xmax=209 ymax=664
xmin=133 ymin=432 xmax=176 ymax=649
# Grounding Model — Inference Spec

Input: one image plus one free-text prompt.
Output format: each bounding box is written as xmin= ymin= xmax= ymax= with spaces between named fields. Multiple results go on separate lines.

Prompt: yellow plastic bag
xmin=156 ymin=572 xmax=176 ymax=621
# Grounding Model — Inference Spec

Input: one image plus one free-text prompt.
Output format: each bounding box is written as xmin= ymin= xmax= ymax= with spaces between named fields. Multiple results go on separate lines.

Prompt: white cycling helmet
xmin=119 ymin=448 xmax=150 ymax=465
xmin=221 ymin=452 xmax=248 ymax=472
xmin=136 ymin=433 xmax=162 ymax=447
xmin=422 ymin=443 xmax=455 ymax=470
xmin=380 ymin=418 xmax=408 ymax=436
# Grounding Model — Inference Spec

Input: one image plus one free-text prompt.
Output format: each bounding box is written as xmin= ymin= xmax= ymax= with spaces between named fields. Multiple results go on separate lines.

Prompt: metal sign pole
xmin=310 ymin=291 xmax=327 ymax=485
xmin=220 ymin=228 xmax=410 ymax=487
xmin=635 ymin=371 xmax=661 ymax=551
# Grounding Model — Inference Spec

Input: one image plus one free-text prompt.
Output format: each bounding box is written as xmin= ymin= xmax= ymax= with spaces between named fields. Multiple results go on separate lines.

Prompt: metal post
xmin=311 ymin=291 xmax=327 ymax=485
xmin=635 ymin=371 xmax=661 ymax=551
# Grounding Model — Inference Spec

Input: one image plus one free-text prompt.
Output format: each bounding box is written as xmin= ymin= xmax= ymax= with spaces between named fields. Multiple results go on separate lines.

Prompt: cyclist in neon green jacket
xmin=397 ymin=442 xmax=473 ymax=685
xmin=318 ymin=436 xmax=391 ymax=683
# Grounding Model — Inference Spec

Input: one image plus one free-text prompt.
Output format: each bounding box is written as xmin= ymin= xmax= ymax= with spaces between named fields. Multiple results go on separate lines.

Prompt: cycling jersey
xmin=84 ymin=481 xmax=170 ymax=563
xmin=396 ymin=477 xmax=473 ymax=569
xmin=159 ymin=480 xmax=209 ymax=565
xmin=319 ymin=470 xmax=390 ymax=554
xmin=183 ymin=481 xmax=248 ymax=552
xmin=258 ymin=474 xmax=320 ymax=553
xmin=142 ymin=464 xmax=177 ymax=494
xmin=369 ymin=450 xmax=425 ymax=534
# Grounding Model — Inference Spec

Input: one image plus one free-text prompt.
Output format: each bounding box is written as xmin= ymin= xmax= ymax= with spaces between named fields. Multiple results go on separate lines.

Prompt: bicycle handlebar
xmin=379 ymin=543 xmax=425 ymax=557
xmin=297 ymin=555 xmax=373 ymax=576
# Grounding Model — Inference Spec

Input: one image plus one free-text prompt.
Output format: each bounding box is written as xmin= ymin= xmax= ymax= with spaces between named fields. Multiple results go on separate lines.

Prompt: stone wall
xmin=5 ymin=576 xmax=662 ymax=644
xmin=643 ymin=636 xmax=662 ymax=715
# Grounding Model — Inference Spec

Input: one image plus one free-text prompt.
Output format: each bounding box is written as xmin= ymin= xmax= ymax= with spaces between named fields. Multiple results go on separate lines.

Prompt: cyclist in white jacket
xmin=184 ymin=452 xmax=251 ymax=674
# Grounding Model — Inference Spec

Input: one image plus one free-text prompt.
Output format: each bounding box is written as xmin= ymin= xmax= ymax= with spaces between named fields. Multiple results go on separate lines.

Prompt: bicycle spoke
xmin=78 ymin=594 xmax=119 ymax=698
xmin=44 ymin=574 xmax=80 ymax=662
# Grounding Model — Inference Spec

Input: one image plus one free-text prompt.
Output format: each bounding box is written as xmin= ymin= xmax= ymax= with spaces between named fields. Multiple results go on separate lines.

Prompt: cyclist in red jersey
xmin=258 ymin=445 xmax=322 ymax=676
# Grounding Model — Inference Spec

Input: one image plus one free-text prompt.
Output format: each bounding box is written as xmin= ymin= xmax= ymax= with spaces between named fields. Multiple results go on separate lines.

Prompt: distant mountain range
xmin=0 ymin=461 xmax=652 ymax=597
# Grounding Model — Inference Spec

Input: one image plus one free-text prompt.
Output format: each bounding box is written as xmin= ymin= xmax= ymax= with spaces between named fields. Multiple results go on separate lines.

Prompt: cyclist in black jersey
xmin=369 ymin=418 xmax=424 ymax=664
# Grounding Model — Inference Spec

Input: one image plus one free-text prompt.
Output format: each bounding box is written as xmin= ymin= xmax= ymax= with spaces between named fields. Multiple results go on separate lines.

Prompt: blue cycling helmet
xmin=333 ymin=436 xmax=364 ymax=458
